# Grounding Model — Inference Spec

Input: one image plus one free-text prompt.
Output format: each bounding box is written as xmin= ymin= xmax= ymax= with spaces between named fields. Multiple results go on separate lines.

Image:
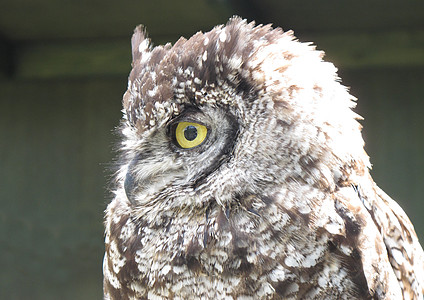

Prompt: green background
xmin=1 ymin=0 xmax=423 ymax=298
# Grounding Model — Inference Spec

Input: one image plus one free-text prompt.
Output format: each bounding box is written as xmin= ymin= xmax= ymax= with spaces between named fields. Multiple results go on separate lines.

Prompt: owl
xmin=103 ymin=17 xmax=424 ymax=299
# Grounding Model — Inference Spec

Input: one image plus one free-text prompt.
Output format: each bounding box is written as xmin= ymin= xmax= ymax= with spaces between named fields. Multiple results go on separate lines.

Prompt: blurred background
xmin=0 ymin=0 xmax=423 ymax=298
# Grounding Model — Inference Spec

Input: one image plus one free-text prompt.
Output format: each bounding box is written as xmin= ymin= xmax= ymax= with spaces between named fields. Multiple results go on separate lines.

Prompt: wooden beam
xmin=13 ymin=30 xmax=424 ymax=80
xmin=310 ymin=30 xmax=424 ymax=70
xmin=15 ymin=39 xmax=132 ymax=79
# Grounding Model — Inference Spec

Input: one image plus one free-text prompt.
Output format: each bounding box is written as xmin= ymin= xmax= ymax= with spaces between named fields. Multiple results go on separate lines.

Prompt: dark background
xmin=0 ymin=0 xmax=423 ymax=299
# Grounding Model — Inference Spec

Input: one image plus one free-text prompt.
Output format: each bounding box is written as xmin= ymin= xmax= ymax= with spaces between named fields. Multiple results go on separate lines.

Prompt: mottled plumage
xmin=103 ymin=17 xmax=424 ymax=299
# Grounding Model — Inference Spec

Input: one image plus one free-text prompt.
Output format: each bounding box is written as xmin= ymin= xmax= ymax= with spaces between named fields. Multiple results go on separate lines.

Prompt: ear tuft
xmin=131 ymin=25 xmax=151 ymax=65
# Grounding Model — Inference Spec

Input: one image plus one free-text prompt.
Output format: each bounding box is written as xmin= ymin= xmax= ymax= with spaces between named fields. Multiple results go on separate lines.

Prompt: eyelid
xmin=167 ymin=110 xmax=207 ymax=130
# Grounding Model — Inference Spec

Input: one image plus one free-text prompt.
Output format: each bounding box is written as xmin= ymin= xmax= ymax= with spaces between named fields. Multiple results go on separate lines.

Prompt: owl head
xmin=118 ymin=16 xmax=369 ymax=218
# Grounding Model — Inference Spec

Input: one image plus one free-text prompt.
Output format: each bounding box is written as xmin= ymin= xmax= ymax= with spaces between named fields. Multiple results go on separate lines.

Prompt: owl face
xmin=120 ymin=18 xmax=368 ymax=216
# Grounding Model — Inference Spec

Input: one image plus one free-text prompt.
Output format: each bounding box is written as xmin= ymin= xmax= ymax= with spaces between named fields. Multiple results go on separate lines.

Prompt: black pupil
xmin=184 ymin=125 xmax=198 ymax=141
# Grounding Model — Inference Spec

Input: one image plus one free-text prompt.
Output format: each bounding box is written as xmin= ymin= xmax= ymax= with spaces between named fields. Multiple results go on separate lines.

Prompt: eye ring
xmin=174 ymin=121 xmax=208 ymax=149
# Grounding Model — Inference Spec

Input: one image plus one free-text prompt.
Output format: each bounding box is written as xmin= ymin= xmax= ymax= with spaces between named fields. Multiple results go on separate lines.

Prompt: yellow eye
xmin=175 ymin=122 xmax=208 ymax=149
